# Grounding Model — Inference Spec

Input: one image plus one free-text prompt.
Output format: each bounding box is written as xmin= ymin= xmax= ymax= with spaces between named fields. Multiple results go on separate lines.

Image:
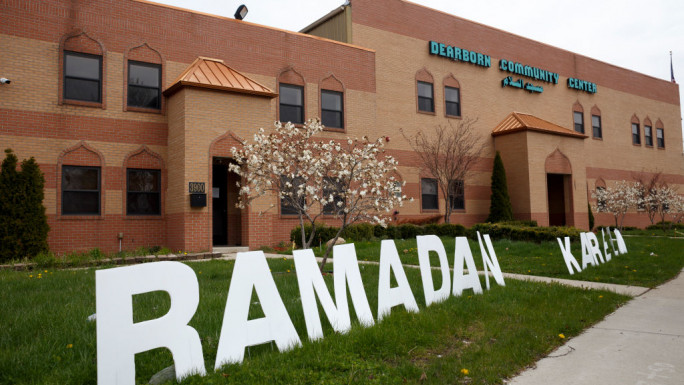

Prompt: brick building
xmin=1 ymin=0 xmax=682 ymax=254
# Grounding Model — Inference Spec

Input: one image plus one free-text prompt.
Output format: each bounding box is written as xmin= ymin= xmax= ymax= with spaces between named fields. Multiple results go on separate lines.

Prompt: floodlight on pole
xmin=234 ymin=4 xmax=248 ymax=20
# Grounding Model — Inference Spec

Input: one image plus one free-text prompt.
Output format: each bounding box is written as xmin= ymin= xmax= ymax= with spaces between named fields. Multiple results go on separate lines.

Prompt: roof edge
xmin=300 ymin=5 xmax=346 ymax=33
xmin=135 ymin=0 xmax=374 ymax=53
xmin=163 ymin=81 xmax=278 ymax=98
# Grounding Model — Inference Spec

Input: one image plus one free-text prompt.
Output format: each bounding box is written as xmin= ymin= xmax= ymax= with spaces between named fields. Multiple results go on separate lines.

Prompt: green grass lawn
xmin=309 ymin=235 xmax=684 ymax=288
xmin=1 ymin=258 xmax=630 ymax=384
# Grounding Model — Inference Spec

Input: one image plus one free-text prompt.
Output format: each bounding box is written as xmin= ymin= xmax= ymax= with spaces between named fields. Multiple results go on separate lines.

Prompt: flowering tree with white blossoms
xmin=592 ymin=180 xmax=643 ymax=230
xmin=650 ymin=185 xmax=680 ymax=228
xmin=669 ymin=194 xmax=684 ymax=229
xmin=229 ymin=119 xmax=407 ymax=269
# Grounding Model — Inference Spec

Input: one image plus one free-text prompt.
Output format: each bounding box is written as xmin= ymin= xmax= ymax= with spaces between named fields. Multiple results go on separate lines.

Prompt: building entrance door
xmin=212 ymin=161 xmax=228 ymax=245
xmin=547 ymin=173 xmax=569 ymax=226
xmin=212 ymin=157 xmax=242 ymax=246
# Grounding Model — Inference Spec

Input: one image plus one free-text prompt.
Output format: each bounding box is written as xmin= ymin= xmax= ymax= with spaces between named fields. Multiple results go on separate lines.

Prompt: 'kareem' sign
xmin=96 ymin=233 xmax=505 ymax=384
xmin=557 ymin=228 xmax=627 ymax=274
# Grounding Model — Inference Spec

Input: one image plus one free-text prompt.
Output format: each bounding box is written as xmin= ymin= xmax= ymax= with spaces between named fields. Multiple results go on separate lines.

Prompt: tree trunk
xmin=319 ymin=217 xmax=347 ymax=271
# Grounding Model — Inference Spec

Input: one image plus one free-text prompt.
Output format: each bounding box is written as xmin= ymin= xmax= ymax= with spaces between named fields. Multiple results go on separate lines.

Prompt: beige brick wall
xmin=351 ymin=22 xmax=684 ymax=226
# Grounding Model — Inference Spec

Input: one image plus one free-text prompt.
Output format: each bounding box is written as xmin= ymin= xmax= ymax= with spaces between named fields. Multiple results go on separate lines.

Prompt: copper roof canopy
xmin=492 ymin=112 xmax=587 ymax=139
xmin=164 ymin=57 xmax=277 ymax=98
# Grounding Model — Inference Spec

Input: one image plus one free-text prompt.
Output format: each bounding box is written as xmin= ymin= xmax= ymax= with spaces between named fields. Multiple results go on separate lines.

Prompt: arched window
xmin=416 ymin=68 xmax=435 ymax=114
xmin=572 ymin=102 xmax=584 ymax=134
xmin=59 ymin=32 xmax=106 ymax=108
xmin=631 ymin=115 xmax=641 ymax=145
xmin=655 ymin=119 xmax=665 ymax=148
xmin=590 ymin=105 xmax=602 ymax=139
xmin=277 ymin=67 xmax=306 ymax=124
xmin=443 ymin=74 xmax=461 ymax=118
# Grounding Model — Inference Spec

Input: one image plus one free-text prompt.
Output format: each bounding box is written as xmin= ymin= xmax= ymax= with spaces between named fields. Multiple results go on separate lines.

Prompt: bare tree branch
xmin=401 ymin=118 xmax=485 ymax=223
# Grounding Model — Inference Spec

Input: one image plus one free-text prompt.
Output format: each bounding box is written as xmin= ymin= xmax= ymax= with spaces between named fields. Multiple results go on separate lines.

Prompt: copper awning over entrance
xmin=164 ymin=57 xmax=278 ymax=98
xmin=491 ymin=112 xmax=587 ymax=139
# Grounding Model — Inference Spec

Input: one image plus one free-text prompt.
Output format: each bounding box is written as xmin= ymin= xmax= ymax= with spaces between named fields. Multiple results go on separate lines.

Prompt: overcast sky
xmin=151 ymin=0 xmax=684 ymax=139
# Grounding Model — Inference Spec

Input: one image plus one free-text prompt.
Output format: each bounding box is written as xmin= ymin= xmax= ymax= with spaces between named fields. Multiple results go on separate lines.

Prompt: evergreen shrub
xmin=0 ymin=149 xmax=49 ymax=262
xmin=486 ymin=151 xmax=513 ymax=223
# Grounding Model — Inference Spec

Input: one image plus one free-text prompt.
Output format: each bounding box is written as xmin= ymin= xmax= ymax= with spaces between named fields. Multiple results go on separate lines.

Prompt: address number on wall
xmin=188 ymin=182 xmax=205 ymax=194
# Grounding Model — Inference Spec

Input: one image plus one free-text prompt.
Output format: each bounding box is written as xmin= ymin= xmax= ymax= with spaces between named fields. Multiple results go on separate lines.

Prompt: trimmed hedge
xmin=646 ymin=222 xmax=684 ymax=231
xmin=470 ymin=223 xmax=581 ymax=243
xmin=291 ymin=221 xmax=569 ymax=247
xmin=597 ymin=225 xmax=638 ymax=232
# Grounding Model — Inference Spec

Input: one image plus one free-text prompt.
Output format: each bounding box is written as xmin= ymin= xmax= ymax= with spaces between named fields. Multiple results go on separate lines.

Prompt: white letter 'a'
xmin=452 ymin=236 xmax=483 ymax=296
xmin=96 ymin=261 xmax=206 ymax=385
xmin=377 ymin=240 xmax=419 ymax=321
xmin=417 ymin=235 xmax=451 ymax=306
xmin=215 ymin=251 xmax=301 ymax=369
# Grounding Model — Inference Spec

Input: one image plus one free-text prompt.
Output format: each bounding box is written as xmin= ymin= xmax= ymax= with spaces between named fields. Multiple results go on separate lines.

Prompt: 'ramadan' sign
xmin=96 ymin=233 xmax=505 ymax=384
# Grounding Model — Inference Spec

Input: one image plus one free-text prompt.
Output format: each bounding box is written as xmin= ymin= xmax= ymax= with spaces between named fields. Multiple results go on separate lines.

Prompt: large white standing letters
xmin=96 ymin=234 xmax=510 ymax=383
xmin=96 ymin=262 xmax=206 ymax=385
xmin=293 ymin=245 xmax=375 ymax=340
xmin=557 ymin=230 xmax=628 ymax=274
xmin=452 ymin=236 xmax=483 ymax=296
xmin=377 ymin=240 xmax=419 ymax=320
xmin=557 ymin=237 xmax=581 ymax=275
xmin=214 ymin=251 xmax=301 ymax=368
xmin=477 ymin=232 xmax=506 ymax=289
xmin=416 ymin=235 xmax=452 ymax=306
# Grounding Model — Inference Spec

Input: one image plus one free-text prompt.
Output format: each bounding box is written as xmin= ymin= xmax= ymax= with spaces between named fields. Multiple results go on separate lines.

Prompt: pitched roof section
xmin=491 ymin=112 xmax=587 ymax=139
xmin=163 ymin=57 xmax=277 ymax=98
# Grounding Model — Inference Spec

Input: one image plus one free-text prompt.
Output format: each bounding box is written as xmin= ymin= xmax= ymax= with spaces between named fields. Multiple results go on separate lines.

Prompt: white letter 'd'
xmin=417 ymin=235 xmax=451 ymax=306
xmin=96 ymin=262 xmax=206 ymax=385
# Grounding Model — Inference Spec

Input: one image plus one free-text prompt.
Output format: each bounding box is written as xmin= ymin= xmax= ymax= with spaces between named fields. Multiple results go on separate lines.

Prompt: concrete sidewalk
xmin=508 ymin=269 xmax=684 ymax=385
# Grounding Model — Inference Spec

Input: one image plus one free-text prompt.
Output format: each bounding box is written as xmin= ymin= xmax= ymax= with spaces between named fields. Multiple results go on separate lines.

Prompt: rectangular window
xmin=632 ymin=123 xmax=641 ymax=145
xmin=573 ymin=112 xmax=584 ymax=133
xmin=127 ymin=169 xmax=161 ymax=215
xmin=280 ymin=175 xmax=304 ymax=215
xmin=64 ymin=51 xmax=102 ymax=103
xmin=445 ymin=86 xmax=461 ymax=117
xmin=322 ymin=177 xmax=344 ymax=215
xmin=656 ymin=128 xmax=665 ymax=148
xmin=592 ymin=115 xmax=602 ymax=138
xmin=644 ymin=125 xmax=653 ymax=146
xmin=321 ymin=90 xmax=343 ymax=129
xmin=62 ymin=165 xmax=100 ymax=215
xmin=421 ymin=178 xmax=438 ymax=210
xmin=417 ymin=81 xmax=434 ymax=113
xmin=128 ymin=61 xmax=161 ymax=110
xmin=448 ymin=180 xmax=464 ymax=210
xmin=392 ymin=181 xmax=402 ymax=199
xmin=279 ymin=84 xmax=304 ymax=124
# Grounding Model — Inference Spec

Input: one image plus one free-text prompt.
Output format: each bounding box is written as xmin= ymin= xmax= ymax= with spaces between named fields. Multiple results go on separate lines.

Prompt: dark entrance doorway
xmin=212 ymin=158 xmax=242 ymax=246
xmin=547 ymin=173 xmax=568 ymax=226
